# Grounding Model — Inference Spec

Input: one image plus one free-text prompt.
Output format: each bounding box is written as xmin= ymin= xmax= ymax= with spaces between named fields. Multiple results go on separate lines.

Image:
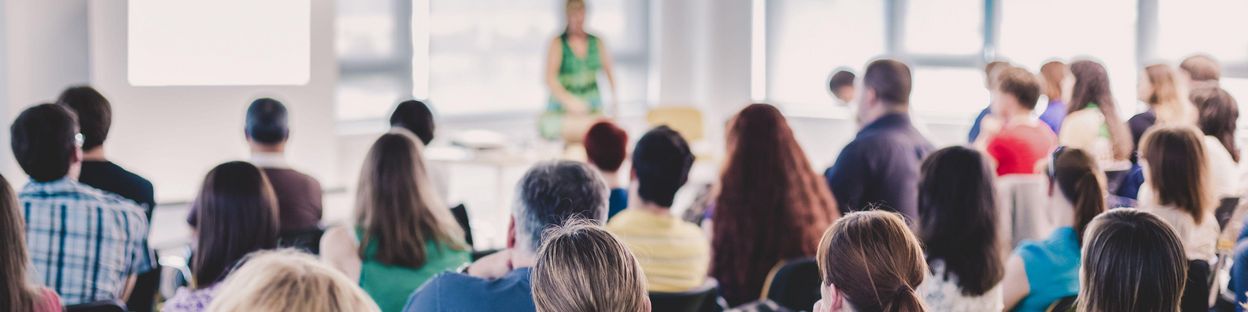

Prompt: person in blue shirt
xmin=824 ymin=58 xmax=932 ymax=221
xmin=967 ymin=61 xmax=1012 ymax=142
xmin=1037 ymin=61 xmax=1069 ymax=134
xmin=1002 ymin=147 xmax=1107 ymax=312
xmin=403 ymin=160 xmax=609 ymax=312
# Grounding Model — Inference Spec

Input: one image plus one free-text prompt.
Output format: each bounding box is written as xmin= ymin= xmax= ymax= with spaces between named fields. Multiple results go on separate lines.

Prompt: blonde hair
xmin=531 ymin=219 xmax=648 ymax=312
xmin=206 ymin=250 xmax=380 ymax=312
xmin=1143 ymin=64 xmax=1195 ymax=125
xmin=355 ymin=129 xmax=465 ymax=267
xmin=566 ymin=0 xmax=586 ymax=11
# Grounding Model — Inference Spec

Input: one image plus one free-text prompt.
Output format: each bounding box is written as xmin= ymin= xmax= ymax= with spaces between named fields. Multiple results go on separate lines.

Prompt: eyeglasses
xmin=74 ymin=133 xmax=85 ymax=147
xmin=1047 ymin=146 xmax=1067 ymax=178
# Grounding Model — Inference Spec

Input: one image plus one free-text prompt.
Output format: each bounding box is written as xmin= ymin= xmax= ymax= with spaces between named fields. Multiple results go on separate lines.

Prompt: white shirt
xmin=1137 ymin=205 xmax=1219 ymax=261
xmin=250 ymin=151 xmax=290 ymax=169
xmin=917 ymin=259 xmax=1004 ymax=312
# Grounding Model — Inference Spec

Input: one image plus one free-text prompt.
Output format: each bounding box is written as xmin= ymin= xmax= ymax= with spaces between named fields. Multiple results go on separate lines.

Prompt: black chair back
xmin=762 ymin=258 xmax=820 ymax=311
xmin=1182 ymin=260 xmax=1213 ymax=312
xmin=1047 ymin=295 xmax=1077 ymax=312
xmin=66 ymin=299 xmax=127 ymax=312
xmin=278 ymin=226 xmax=327 ymax=254
xmin=451 ymin=204 xmax=474 ymax=247
xmin=649 ymin=278 xmax=723 ymax=312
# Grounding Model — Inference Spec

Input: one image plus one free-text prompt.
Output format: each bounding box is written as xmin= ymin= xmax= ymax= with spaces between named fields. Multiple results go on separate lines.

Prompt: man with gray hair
xmin=403 ymin=160 xmax=608 ymax=312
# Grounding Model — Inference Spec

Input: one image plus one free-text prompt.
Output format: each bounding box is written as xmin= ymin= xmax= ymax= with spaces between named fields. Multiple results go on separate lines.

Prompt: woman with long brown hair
xmin=320 ymin=129 xmax=469 ymax=312
xmin=711 ymin=103 xmax=840 ymax=306
xmin=1190 ymin=86 xmax=1240 ymax=199
xmin=0 ymin=174 xmax=61 ymax=312
xmin=1078 ymin=209 xmax=1188 ymax=312
xmin=1059 ymin=60 xmax=1133 ymax=170
xmin=814 ymin=211 xmax=927 ymax=312
xmin=1137 ymin=125 xmax=1219 ymax=261
xmin=1129 ymin=64 xmax=1197 ymax=151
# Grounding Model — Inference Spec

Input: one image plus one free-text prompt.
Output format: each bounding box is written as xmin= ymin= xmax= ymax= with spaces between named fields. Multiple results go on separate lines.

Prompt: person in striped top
xmin=606 ymin=126 xmax=709 ymax=292
xmin=10 ymin=103 xmax=153 ymax=305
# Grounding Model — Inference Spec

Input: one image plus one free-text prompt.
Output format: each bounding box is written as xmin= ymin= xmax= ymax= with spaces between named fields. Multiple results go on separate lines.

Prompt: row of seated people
xmin=3 ymin=54 xmax=1248 ymax=312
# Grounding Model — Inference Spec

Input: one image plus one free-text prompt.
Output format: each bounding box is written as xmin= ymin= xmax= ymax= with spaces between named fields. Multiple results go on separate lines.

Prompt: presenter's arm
xmin=546 ymin=38 xmax=588 ymax=114
xmin=598 ymin=39 xmax=620 ymax=117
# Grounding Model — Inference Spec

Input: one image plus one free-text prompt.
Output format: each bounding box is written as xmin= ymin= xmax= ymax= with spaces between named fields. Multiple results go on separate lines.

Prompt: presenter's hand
xmin=563 ymin=98 xmax=590 ymax=115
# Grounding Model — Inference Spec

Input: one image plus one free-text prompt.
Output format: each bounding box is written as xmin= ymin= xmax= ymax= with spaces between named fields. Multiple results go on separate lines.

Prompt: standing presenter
xmin=541 ymin=0 xmax=620 ymax=142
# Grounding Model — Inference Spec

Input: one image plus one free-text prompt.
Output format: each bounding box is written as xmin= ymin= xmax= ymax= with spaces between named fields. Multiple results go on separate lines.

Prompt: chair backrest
xmin=760 ymin=258 xmax=820 ymax=311
xmin=66 ymin=299 xmax=127 ymax=312
xmin=1182 ymin=259 xmax=1213 ymax=312
xmin=995 ymin=174 xmax=1054 ymax=249
xmin=649 ymin=278 xmax=723 ymax=312
xmin=451 ymin=204 xmax=474 ymax=247
xmin=646 ymin=106 xmax=704 ymax=142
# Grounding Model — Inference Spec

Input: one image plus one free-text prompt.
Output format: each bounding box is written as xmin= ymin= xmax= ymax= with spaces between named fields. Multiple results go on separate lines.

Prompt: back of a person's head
xmin=997 ymin=67 xmax=1041 ymax=110
xmin=515 ymin=160 xmax=608 ymax=252
xmin=0 ymin=173 xmax=41 ymax=312
xmin=1078 ymin=209 xmax=1187 ymax=312
xmin=1190 ymin=86 xmax=1239 ymax=162
xmin=818 ymin=211 xmax=927 ymax=312
xmin=532 ymin=220 xmax=648 ymax=312
xmin=245 ymin=98 xmax=290 ymax=145
xmin=632 ymin=126 xmax=693 ymax=208
xmin=356 ymin=130 xmax=464 ymax=267
xmin=207 ymin=249 xmax=381 ymax=312
xmin=828 ymin=69 xmax=856 ymax=94
xmin=1143 ymin=64 xmax=1184 ymax=107
xmin=917 ymin=146 xmax=1001 ymax=296
xmin=1069 ymin=60 xmax=1132 ymax=160
xmin=1139 ymin=126 xmax=1211 ymax=223
xmin=1180 ymin=54 xmax=1220 ymax=83
xmin=193 ymin=161 xmax=280 ymax=287
xmin=56 ymin=86 xmax=112 ymax=151
xmin=984 ymin=60 xmax=1012 ymax=89
xmin=583 ymin=121 xmax=628 ymax=173
xmin=1040 ymin=61 xmax=1069 ymax=98
xmin=1048 ymin=147 xmax=1107 ymax=244
xmin=389 ymin=100 xmax=436 ymax=145
xmin=863 ymin=59 xmax=913 ymax=106
xmin=10 ymin=103 xmax=79 ymax=182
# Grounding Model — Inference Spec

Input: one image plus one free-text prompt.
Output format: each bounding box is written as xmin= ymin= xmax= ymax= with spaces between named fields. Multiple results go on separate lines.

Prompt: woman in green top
xmin=542 ymin=0 xmax=620 ymax=141
xmin=320 ymin=130 xmax=470 ymax=312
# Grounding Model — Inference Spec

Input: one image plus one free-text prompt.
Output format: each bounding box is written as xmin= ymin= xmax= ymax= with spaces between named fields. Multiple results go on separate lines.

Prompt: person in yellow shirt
xmin=606 ymin=126 xmax=710 ymax=292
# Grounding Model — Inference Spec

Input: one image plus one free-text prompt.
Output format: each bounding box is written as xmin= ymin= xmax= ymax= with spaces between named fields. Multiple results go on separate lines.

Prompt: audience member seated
xmin=825 ymin=58 xmax=932 ymax=220
xmin=403 ymin=160 xmax=608 ymax=312
xmin=532 ymin=220 xmax=650 ymax=312
xmin=967 ymin=60 xmax=1012 ymax=142
xmin=1180 ymin=54 xmax=1221 ymax=90
xmin=10 ymin=104 xmax=153 ymax=305
xmin=1037 ymin=61 xmax=1069 ymax=133
xmin=389 ymin=100 xmax=450 ymax=200
xmin=1002 ymin=147 xmax=1107 ymax=312
xmin=584 ymin=120 xmax=629 ymax=218
xmin=1058 ymin=60 xmax=1133 ymax=171
xmin=713 ymin=103 xmax=839 ymax=306
xmin=1129 ymin=64 xmax=1197 ymax=154
xmin=1190 ymin=86 xmax=1241 ymax=198
xmin=976 ymin=67 xmax=1057 ymax=176
xmin=813 ymin=211 xmax=926 ymax=312
xmin=1078 ymin=209 xmax=1188 ymax=312
xmin=827 ymin=69 xmax=856 ymax=106
xmin=166 ymin=162 xmax=280 ymax=312
xmin=915 ymin=146 xmax=1004 ymax=311
xmin=206 ymin=250 xmax=381 ymax=312
xmin=0 ymin=174 xmax=62 ymax=312
xmin=606 ymin=126 xmax=708 ymax=292
xmin=189 ymin=98 xmax=323 ymax=234
xmin=320 ymin=130 xmax=470 ymax=312
xmin=56 ymin=85 xmax=161 ymax=312
xmin=1137 ymin=126 xmax=1219 ymax=261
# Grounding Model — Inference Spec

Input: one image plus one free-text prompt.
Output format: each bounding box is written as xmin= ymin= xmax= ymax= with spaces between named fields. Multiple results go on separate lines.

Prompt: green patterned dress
xmin=540 ymin=33 xmax=603 ymax=139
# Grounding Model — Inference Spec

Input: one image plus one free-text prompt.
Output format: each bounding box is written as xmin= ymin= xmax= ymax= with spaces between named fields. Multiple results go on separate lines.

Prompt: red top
xmin=35 ymin=288 xmax=62 ymax=312
xmin=988 ymin=122 xmax=1058 ymax=176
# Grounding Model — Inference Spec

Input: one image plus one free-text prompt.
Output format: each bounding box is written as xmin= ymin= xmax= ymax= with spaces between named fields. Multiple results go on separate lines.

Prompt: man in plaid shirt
xmin=10 ymin=104 xmax=153 ymax=305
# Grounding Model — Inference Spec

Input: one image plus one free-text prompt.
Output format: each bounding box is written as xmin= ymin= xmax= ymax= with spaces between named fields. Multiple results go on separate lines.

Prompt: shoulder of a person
xmin=76 ymin=183 xmax=146 ymax=215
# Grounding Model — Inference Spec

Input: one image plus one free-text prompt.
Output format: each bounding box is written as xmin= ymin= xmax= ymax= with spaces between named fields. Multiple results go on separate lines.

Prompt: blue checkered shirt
xmin=21 ymin=178 xmax=155 ymax=305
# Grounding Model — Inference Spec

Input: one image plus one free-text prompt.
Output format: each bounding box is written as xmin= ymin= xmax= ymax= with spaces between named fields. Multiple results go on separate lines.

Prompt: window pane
xmin=767 ymin=0 xmax=885 ymax=110
xmin=902 ymin=0 xmax=982 ymax=55
xmin=336 ymin=0 xmax=396 ymax=61
xmin=336 ymin=74 xmax=403 ymax=121
xmin=1156 ymin=0 xmax=1248 ymax=65
xmin=910 ymin=67 xmax=987 ymax=120
xmin=998 ymin=0 xmax=1136 ymax=116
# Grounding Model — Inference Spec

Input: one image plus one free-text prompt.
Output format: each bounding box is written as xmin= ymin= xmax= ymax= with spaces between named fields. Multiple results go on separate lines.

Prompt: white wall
xmin=88 ymin=0 xmax=339 ymax=202
xmin=0 ymin=0 xmax=94 ymax=182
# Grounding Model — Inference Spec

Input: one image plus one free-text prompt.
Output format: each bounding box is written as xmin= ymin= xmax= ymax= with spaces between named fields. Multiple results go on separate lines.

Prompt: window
xmin=335 ymin=0 xmax=649 ymax=120
xmin=901 ymin=0 xmax=982 ymax=55
xmin=765 ymin=0 xmax=885 ymax=115
xmin=1155 ymin=0 xmax=1248 ymax=66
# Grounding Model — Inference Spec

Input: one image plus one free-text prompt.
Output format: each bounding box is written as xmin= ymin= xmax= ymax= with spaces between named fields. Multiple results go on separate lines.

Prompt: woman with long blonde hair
xmin=532 ymin=220 xmax=649 ymax=312
xmin=320 ymin=129 xmax=469 ymax=312
xmin=0 ymin=174 xmax=61 ymax=312
xmin=208 ymin=250 xmax=380 ymax=312
xmin=1130 ymin=64 xmax=1197 ymax=152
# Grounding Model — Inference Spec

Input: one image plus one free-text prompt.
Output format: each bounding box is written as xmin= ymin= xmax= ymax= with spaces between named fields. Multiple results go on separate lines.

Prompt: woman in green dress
xmin=320 ymin=130 xmax=470 ymax=312
xmin=542 ymin=0 xmax=620 ymax=141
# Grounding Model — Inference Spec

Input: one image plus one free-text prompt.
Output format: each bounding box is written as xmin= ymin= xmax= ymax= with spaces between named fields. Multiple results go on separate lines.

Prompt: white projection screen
xmin=127 ymin=0 xmax=310 ymax=86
